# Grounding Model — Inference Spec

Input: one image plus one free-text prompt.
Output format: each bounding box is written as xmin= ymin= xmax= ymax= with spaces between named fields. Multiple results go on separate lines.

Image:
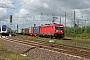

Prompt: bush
xmin=65 ymin=26 xmax=90 ymax=39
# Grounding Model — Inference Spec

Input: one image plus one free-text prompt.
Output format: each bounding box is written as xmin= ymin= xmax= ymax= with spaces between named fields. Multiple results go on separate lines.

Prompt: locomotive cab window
xmin=2 ymin=28 xmax=6 ymax=31
xmin=55 ymin=26 xmax=63 ymax=30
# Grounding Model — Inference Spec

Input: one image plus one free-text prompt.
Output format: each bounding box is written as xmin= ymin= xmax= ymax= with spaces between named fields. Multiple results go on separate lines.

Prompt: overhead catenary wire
xmin=6 ymin=0 xmax=56 ymax=28
xmin=9 ymin=0 xmax=55 ymax=25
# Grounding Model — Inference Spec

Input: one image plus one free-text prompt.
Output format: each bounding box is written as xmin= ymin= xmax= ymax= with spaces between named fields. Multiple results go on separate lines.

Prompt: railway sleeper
xmin=75 ymin=52 xmax=90 ymax=56
xmin=61 ymin=50 xmax=70 ymax=53
xmin=56 ymin=49 xmax=68 ymax=53
xmin=82 ymin=53 xmax=90 ymax=57
xmin=53 ymin=45 xmax=66 ymax=48
xmin=57 ymin=49 xmax=65 ymax=52
xmin=84 ymin=56 xmax=90 ymax=59
xmin=81 ymin=54 xmax=90 ymax=59
xmin=73 ymin=53 xmax=88 ymax=56
xmin=63 ymin=50 xmax=78 ymax=54
xmin=68 ymin=50 xmax=81 ymax=55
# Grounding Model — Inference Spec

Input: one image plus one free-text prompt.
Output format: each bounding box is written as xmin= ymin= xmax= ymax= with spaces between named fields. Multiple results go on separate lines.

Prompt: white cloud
xmin=0 ymin=8 xmax=9 ymax=19
xmin=0 ymin=0 xmax=16 ymax=9
xmin=19 ymin=8 xmax=30 ymax=17
xmin=0 ymin=0 xmax=17 ymax=25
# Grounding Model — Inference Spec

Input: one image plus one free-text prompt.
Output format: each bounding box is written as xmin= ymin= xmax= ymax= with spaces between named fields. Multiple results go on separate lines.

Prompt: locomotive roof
xmin=41 ymin=23 xmax=64 ymax=26
xmin=2 ymin=25 xmax=7 ymax=28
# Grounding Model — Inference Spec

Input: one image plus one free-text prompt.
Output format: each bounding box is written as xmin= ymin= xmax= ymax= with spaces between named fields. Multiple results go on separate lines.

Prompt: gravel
xmin=0 ymin=37 xmax=90 ymax=60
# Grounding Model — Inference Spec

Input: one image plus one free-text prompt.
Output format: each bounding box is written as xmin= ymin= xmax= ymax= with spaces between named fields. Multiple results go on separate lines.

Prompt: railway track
xmin=0 ymin=36 xmax=90 ymax=59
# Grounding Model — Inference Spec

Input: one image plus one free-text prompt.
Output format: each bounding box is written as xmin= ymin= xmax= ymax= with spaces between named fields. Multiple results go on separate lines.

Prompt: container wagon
xmin=33 ymin=26 xmax=40 ymax=36
xmin=24 ymin=28 xmax=29 ymax=35
xmin=29 ymin=27 xmax=34 ymax=36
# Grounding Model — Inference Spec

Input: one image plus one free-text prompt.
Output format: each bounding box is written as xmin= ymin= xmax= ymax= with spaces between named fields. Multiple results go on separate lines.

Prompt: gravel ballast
xmin=0 ymin=37 xmax=90 ymax=60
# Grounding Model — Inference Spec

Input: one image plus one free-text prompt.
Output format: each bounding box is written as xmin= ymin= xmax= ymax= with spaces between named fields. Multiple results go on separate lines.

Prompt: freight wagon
xmin=29 ymin=27 xmax=34 ymax=36
xmin=33 ymin=26 xmax=40 ymax=36
xmin=24 ymin=28 xmax=29 ymax=35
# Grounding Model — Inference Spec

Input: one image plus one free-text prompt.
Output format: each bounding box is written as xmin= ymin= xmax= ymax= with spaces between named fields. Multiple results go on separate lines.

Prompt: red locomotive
xmin=40 ymin=23 xmax=64 ymax=38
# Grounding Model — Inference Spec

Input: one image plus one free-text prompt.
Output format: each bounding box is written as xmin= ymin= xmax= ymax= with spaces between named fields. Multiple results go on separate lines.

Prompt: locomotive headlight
xmin=61 ymin=31 xmax=62 ymax=32
xmin=56 ymin=30 xmax=58 ymax=32
xmin=61 ymin=31 xmax=63 ymax=33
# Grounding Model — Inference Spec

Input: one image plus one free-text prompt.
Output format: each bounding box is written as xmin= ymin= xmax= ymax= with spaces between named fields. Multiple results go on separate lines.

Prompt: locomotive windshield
xmin=56 ymin=26 xmax=63 ymax=30
xmin=2 ymin=28 xmax=6 ymax=31
xmin=2 ymin=25 xmax=7 ymax=31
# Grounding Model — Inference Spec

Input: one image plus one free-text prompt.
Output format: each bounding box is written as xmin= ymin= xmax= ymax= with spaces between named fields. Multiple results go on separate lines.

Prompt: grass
xmin=66 ymin=33 xmax=90 ymax=39
xmin=17 ymin=34 xmax=90 ymax=49
xmin=17 ymin=34 xmax=51 ymax=42
xmin=0 ymin=40 xmax=27 ymax=60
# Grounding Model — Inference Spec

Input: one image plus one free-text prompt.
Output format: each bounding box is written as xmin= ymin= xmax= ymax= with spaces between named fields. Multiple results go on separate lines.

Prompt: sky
xmin=0 ymin=0 xmax=90 ymax=30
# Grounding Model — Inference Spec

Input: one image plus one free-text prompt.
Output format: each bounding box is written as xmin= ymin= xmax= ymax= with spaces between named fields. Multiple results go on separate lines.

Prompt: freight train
xmin=18 ymin=23 xmax=64 ymax=38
